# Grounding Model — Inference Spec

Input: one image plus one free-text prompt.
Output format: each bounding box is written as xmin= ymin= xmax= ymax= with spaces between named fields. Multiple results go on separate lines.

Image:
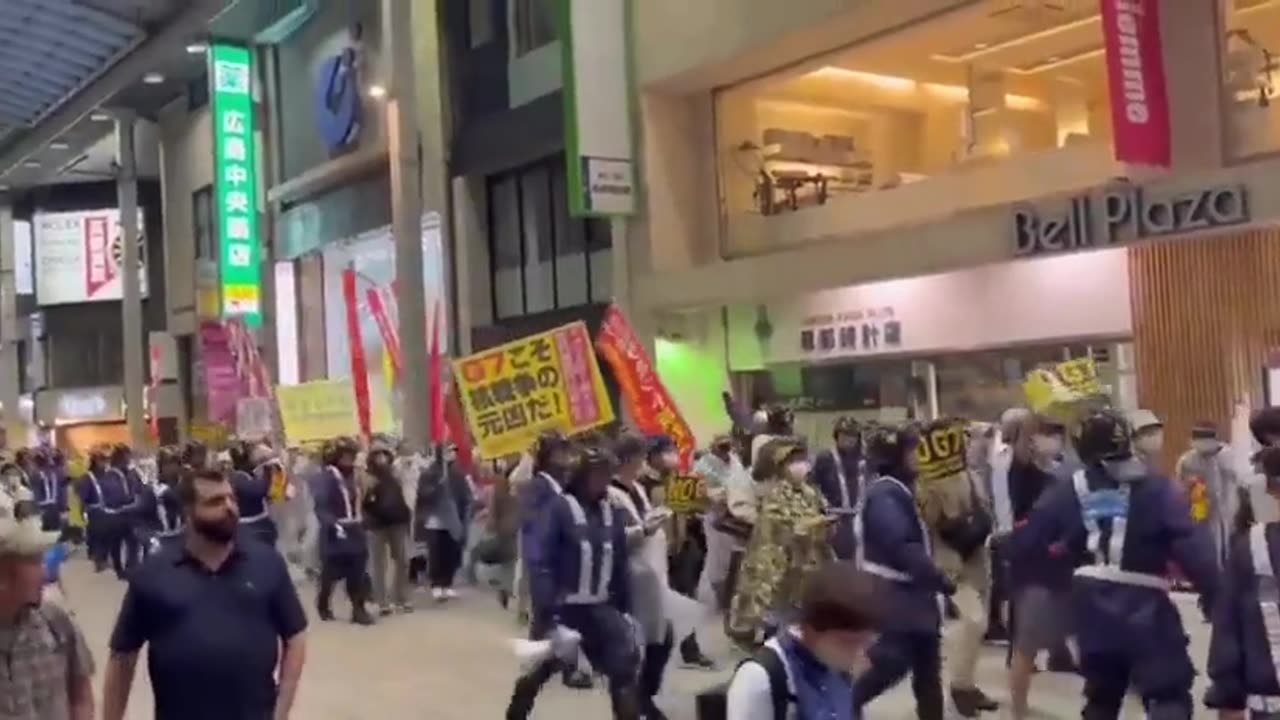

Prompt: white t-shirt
xmin=725 ymin=636 xmax=795 ymax=720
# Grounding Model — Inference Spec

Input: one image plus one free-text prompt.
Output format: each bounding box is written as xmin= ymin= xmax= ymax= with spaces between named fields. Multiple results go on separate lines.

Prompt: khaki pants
xmin=369 ymin=524 xmax=410 ymax=607
xmin=946 ymin=550 xmax=990 ymax=689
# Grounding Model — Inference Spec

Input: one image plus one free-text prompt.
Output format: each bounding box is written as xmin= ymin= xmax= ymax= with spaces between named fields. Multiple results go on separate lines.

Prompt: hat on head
xmin=1125 ymin=409 xmax=1162 ymax=434
xmin=0 ymin=493 xmax=57 ymax=559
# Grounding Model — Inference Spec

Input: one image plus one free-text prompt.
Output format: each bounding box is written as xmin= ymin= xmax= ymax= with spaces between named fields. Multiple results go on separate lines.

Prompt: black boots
xmin=951 ymin=687 xmax=999 ymax=717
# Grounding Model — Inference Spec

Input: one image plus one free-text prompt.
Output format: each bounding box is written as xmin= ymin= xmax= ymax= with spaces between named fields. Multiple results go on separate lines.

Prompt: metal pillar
xmin=384 ymin=0 xmax=428 ymax=449
xmin=115 ymin=112 xmax=147 ymax=448
xmin=0 ymin=200 xmax=21 ymax=448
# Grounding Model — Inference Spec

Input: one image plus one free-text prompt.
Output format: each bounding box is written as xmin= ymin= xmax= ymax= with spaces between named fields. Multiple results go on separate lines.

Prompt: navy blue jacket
xmin=525 ymin=490 xmax=631 ymax=628
xmin=519 ymin=471 xmax=564 ymax=555
xmin=1009 ymin=465 xmax=1218 ymax=655
xmin=856 ymin=475 xmax=950 ymax=633
xmin=138 ymin=481 xmax=185 ymax=536
xmin=312 ymin=465 xmax=365 ymax=557
xmin=811 ymin=449 xmax=862 ymax=558
xmin=29 ymin=468 xmax=66 ymax=513
xmin=230 ymin=468 xmax=271 ymax=522
xmin=99 ymin=466 xmax=139 ymax=513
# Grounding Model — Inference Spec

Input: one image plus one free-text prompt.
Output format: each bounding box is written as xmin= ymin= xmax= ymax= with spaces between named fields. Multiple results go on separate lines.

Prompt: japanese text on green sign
xmin=210 ymin=43 xmax=262 ymax=326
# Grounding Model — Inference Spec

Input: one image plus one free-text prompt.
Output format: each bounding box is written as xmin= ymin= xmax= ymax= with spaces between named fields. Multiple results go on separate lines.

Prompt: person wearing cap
xmin=506 ymin=442 xmax=641 ymax=719
xmin=727 ymin=438 xmax=832 ymax=651
xmin=851 ymin=423 xmax=952 ymax=720
xmin=0 ymin=488 xmax=95 ymax=719
xmin=1205 ymin=445 xmax=1280 ymax=719
xmin=1128 ymin=409 xmax=1165 ymax=466
xmin=416 ymin=441 xmax=475 ymax=602
xmin=314 ymin=435 xmax=375 ymax=626
xmin=1176 ymin=422 xmax=1243 ymax=573
xmin=363 ymin=439 xmax=413 ymax=615
xmin=102 ymin=468 xmax=308 ymax=720
xmin=811 ymin=416 xmax=865 ymax=560
xmin=27 ymin=448 xmax=66 ymax=535
xmin=1008 ymin=409 xmax=1218 ymax=720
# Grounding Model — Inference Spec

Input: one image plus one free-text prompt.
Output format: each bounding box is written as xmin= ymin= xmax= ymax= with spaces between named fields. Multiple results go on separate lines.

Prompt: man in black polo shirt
xmin=101 ymin=468 xmax=308 ymax=720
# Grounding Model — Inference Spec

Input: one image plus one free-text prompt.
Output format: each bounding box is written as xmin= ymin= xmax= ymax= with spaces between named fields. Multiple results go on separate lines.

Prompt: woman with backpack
xmin=363 ymin=440 xmax=414 ymax=615
xmin=713 ymin=565 xmax=883 ymax=720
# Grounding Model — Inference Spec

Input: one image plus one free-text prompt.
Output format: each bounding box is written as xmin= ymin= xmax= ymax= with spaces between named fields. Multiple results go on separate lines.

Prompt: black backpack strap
xmin=743 ymin=645 xmax=793 ymax=719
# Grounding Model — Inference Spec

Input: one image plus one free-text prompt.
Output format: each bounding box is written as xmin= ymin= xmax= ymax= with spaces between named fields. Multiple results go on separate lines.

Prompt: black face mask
xmin=192 ymin=512 xmax=238 ymax=544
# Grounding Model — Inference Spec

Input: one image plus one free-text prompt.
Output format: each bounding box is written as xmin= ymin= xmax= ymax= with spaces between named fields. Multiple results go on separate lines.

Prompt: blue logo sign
xmin=314 ymin=47 xmax=361 ymax=153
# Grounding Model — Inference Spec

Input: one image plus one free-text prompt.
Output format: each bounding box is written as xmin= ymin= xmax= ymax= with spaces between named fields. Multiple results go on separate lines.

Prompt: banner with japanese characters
xmin=663 ymin=474 xmax=708 ymax=514
xmin=454 ymin=321 xmax=614 ymax=458
xmin=915 ymin=419 xmax=968 ymax=482
xmin=595 ymin=304 xmax=696 ymax=468
xmin=275 ymin=380 xmax=360 ymax=445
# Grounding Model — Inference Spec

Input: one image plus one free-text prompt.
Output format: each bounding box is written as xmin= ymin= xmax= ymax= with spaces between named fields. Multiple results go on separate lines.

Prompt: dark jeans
xmin=426 ymin=529 xmax=462 ymax=589
xmin=106 ymin=515 xmax=139 ymax=579
xmin=318 ymin=553 xmax=370 ymax=614
xmin=853 ymin=630 xmax=945 ymax=720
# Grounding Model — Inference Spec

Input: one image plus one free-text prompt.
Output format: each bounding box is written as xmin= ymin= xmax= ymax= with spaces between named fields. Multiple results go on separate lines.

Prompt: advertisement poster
xmin=198 ymin=321 xmax=241 ymax=425
xmin=34 ymin=208 xmax=148 ymax=306
xmin=322 ymin=214 xmax=448 ymax=436
xmin=596 ymin=304 xmax=696 ymax=468
xmin=455 ymin=322 xmax=614 ymax=458
xmin=276 ymin=380 xmax=361 ymax=444
xmin=1100 ymin=0 xmax=1171 ymax=167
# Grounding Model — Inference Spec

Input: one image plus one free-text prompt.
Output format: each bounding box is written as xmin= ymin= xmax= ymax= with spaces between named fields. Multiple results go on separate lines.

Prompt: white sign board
xmin=34 ymin=208 xmax=148 ymax=306
xmin=14 ymin=220 xmax=32 ymax=296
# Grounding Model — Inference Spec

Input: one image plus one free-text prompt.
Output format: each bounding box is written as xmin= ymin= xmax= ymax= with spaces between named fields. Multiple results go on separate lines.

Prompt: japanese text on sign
xmin=664 ymin=474 xmax=707 ymax=514
xmin=455 ymin=322 xmax=614 ymax=458
xmin=210 ymin=43 xmax=262 ymax=326
xmin=800 ymin=306 xmax=902 ymax=355
xmin=916 ymin=420 xmax=968 ymax=482
xmin=275 ymin=380 xmax=360 ymax=444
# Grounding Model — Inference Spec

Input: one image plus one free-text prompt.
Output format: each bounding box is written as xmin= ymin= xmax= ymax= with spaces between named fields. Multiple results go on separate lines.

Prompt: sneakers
xmin=951 ymin=687 xmax=999 ymax=717
xmin=679 ymin=651 xmax=716 ymax=670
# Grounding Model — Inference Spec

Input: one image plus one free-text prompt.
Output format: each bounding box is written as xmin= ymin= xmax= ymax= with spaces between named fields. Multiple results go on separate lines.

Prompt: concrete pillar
xmin=385 ymin=0 xmax=428 ymax=449
xmin=0 ymin=200 xmax=21 ymax=448
xmin=115 ymin=111 xmax=148 ymax=448
xmin=1161 ymin=0 xmax=1226 ymax=169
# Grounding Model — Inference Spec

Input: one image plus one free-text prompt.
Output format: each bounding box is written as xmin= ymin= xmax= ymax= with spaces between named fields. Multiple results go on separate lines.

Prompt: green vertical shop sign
xmin=209 ymin=43 xmax=262 ymax=326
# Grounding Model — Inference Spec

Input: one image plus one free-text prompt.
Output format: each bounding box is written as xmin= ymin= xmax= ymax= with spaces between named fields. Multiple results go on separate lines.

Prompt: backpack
xmin=695 ymin=645 xmax=794 ymax=720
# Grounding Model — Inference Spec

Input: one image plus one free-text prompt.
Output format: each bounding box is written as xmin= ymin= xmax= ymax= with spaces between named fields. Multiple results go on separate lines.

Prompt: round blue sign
xmin=314 ymin=47 xmax=361 ymax=153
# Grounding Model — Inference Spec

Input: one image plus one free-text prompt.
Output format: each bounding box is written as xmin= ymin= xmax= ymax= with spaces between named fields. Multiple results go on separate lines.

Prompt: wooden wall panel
xmin=1129 ymin=229 xmax=1280 ymax=472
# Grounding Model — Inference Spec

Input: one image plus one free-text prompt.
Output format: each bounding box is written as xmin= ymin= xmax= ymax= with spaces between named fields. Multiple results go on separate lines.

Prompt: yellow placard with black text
xmin=454 ymin=322 xmax=614 ymax=458
xmin=664 ymin=474 xmax=708 ymax=514
xmin=916 ymin=420 xmax=968 ymax=482
xmin=275 ymin=380 xmax=361 ymax=445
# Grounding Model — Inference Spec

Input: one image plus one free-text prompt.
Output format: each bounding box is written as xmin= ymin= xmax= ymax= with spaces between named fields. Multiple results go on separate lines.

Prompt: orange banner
xmin=595 ymin=304 xmax=695 ymax=469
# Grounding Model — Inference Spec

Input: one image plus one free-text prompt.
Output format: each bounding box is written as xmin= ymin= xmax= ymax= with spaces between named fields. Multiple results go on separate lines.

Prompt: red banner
xmin=1100 ymin=0 xmax=1170 ymax=167
xmin=341 ymin=269 xmax=373 ymax=437
xmin=594 ymin=304 xmax=695 ymax=469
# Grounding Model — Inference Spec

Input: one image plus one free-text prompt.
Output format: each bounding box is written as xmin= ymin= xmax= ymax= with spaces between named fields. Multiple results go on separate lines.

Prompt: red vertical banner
xmin=1100 ymin=0 xmax=1170 ymax=167
xmin=341 ymin=268 xmax=373 ymax=438
xmin=594 ymin=304 xmax=696 ymax=469
xmin=365 ymin=287 xmax=403 ymax=376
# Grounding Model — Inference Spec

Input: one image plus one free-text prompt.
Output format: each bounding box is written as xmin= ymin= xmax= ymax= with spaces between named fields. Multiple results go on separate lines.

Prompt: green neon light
xmin=210 ymin=43 xmax=262 ymax=327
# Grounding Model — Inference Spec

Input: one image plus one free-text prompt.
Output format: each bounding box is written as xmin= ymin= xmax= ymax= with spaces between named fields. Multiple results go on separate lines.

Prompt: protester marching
xmin=2 ymin=302 xmax=1273 ymax=720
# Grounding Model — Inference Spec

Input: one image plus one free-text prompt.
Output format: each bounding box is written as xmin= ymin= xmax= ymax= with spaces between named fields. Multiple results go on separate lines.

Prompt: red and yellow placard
xmin=595 ymin=304 xmax=696 ymax=469
xmin=455 ymin=322 xmax=614 ymax=458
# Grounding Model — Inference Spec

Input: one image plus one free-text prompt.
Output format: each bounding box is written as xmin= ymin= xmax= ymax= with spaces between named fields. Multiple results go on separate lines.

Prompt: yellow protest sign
xmin=1023 ymin=357 xmax=1106 ymax=414
xmin=915 ymin=420 xmax=968 ymax=482
xmin=275 ymin=380 xmax=360 ymax=444
xmin=1054 ymin=357 xmax=1104 ymax=398
xmin=664 ymin=474 xmax=708 ymax=514
xmin=189 ymin=421 xmax=229 ymax=446
xmin=455 ymin=321 xmax=615 ymax=458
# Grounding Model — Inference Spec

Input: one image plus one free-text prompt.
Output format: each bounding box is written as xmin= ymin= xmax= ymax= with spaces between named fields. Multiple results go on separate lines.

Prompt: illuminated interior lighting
xmin=48 ymin=141 xmax=69 ymax=151
xmin=1020 ymin=48 xmax=1106 ymax=74
xmin=816 ymin=68 xmax=1046 ymax=111
xmin=367 ymin=84 xmax=388 ymax=99
xmin=89 ymin=111 xmax=110 ymax=122
xmin=810 ymin=67 xmax=917 ymax=91
xmin=142 ymin=72 xmax=165 ymax=84
xmin=757 ymin=99 xmax=870 ymax=119
xmin=186 ymin=42 xmax=208 ymax=55
xmin=933 ymin=16 xmax=1102 ymax=63
xmin=22 ymin=160 xmax=40 ymax=168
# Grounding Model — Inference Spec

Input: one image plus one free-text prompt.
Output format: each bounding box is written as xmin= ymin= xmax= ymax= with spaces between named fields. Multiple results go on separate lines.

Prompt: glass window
xmin=514 ymin=0 xmax=557 ymax=56
xmin=468 ymin=0 xmax=494 ymax=48
xmin=586 ymin=218 xmax=612 ymax=304
xmin=552 ymin=166 xmax=589 ymax=307
xmin=520 ymin=166 xmax=555 ymax=313
xmin=193 ymin=186 xmax=214 ymax=260
xmin=489 ymin=176 xmax=524 ymax=319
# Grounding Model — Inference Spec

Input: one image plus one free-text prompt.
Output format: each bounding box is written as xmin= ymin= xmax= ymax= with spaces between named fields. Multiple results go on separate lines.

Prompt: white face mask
xmin=1134 ymin=430 xmax=1164 ymax=456
xmin=1031 ymin=434 xmax=1063 ymax=458
xmin=786 ymin=461 xmax=811 ymax=481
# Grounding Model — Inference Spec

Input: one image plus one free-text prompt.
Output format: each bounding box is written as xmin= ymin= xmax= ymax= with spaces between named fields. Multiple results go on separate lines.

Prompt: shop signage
xmin=1101 ymin=0 xmax=1170 ymax=167
xmin=33 ymin=209 xmax=147 ymax=306
xmin=37 ymin=386 xmax=124 ymax=426
xmin=562 ymin=0 xmax=636 ymax=217
xmin=314 ymin=47 xmax=361 ymax=153
xmin=799 ymin=306 xmax=904 ymax=358
xmin=210 ymin=42 xmax=263 ymax=327
xmin=1012 ymin=184 xmax=1249 ymax=258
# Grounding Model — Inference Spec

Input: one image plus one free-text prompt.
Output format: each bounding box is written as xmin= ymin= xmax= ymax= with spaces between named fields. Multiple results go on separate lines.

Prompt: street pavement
xmin=62 ymin=560 xmax=1214 ymax=718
